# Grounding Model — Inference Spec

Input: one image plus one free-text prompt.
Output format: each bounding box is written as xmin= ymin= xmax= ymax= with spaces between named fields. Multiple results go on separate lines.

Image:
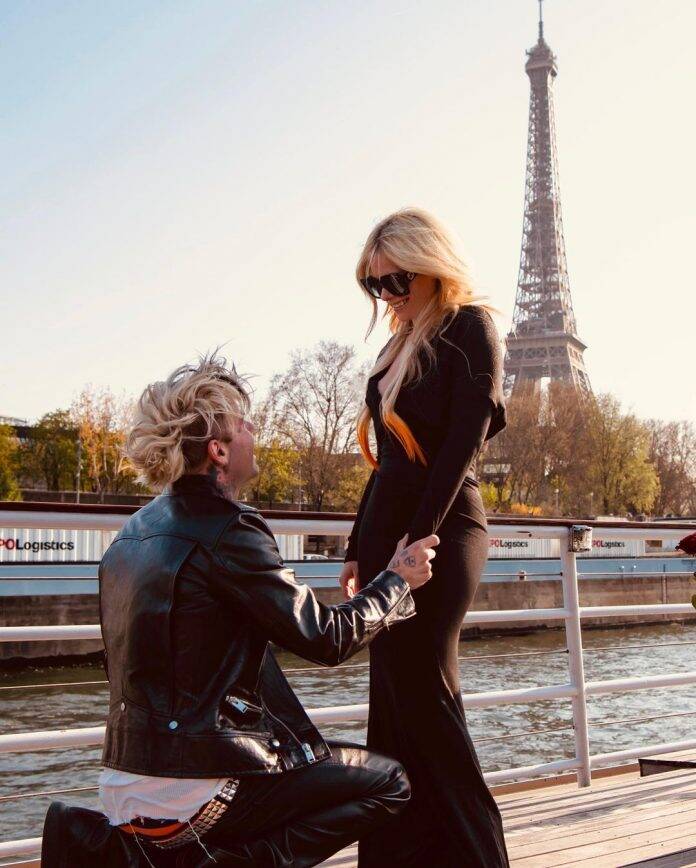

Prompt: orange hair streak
xmin=356 ymin=406 xmax=427 ymax=470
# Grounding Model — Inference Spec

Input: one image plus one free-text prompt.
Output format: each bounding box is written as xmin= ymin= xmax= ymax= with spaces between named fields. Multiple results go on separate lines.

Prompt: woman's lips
xmin=390 ymin=295 xmax=409 ymax=311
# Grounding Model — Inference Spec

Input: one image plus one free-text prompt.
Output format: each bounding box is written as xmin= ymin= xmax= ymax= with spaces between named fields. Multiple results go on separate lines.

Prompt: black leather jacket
xmin=99 ymin=474 xmax=415 ymax=778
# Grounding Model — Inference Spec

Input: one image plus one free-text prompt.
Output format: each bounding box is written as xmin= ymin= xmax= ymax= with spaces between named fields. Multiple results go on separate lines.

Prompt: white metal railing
xmin=0 ymin=510 xmax=694 ymax=864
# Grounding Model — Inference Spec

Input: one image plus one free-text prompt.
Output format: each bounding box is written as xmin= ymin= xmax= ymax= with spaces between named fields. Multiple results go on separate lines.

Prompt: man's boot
xmin=41 ymin=801 xmax=142 ymax=867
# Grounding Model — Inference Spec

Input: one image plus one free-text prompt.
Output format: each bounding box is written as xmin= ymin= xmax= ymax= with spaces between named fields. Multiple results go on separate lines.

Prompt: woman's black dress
xmin=345 ymin=305 xmax=510 ymax=868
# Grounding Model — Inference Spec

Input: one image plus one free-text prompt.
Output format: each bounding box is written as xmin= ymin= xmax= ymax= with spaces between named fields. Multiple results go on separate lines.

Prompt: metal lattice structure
xmin=504 ymin=2 xmax=591 ymax=396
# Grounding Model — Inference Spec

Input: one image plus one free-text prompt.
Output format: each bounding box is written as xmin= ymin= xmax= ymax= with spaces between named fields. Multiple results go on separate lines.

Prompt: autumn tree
xmin=480 ymin=384 xmax=662 ymax=516
xmin=480 ymin=385 xmax=546 ymax=510
xmin=70 ymin=387 xmax=141 ymax=498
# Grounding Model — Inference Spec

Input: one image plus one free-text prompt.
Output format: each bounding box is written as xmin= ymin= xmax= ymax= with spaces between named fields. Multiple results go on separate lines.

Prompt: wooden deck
xmin=324 ymin=766 xmax=696 ymax=867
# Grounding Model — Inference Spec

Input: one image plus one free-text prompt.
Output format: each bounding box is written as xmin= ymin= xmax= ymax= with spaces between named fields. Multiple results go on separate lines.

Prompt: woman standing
xmin=339 ymin=208 xmax=510 ymax=867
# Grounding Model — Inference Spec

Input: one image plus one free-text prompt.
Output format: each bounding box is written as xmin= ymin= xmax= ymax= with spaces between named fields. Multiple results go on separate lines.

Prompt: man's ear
xmin=206 ymin=437 xmax=228 ymax=467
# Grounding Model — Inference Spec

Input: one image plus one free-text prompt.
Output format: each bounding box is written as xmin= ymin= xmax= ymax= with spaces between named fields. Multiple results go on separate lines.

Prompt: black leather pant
xmin=41 ymin=742 xmax=410 ymax=868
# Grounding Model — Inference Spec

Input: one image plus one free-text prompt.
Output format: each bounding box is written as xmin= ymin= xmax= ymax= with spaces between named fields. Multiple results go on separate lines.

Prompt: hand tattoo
xmin=388 ymin=553 xmax=416 ymax=572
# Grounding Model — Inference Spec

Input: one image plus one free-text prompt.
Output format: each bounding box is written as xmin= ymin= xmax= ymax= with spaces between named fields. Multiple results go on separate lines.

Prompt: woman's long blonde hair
xmin=356 ymin=207 xmax=492 ymax=470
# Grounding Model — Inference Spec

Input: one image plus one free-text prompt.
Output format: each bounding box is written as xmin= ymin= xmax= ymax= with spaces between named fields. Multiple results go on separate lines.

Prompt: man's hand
xmin=387 ymin=533 xmax=439 ymax=590
xmin=339 ymin=561 xmax=359 ymax=600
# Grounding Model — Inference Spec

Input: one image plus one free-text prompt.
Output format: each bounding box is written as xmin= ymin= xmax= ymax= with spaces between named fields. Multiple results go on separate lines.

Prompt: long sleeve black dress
xmin=346 ymin=305 xmax=510 ymax=868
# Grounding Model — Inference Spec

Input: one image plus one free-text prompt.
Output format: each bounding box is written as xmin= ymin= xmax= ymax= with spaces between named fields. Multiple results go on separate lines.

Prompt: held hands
xmin=387 ymin=533 xmax=439 ymax=590
xmin=339 ymin=533 xmax=439 ymax=600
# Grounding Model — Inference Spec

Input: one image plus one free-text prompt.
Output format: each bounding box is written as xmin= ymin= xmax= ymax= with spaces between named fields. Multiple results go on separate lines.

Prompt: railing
xmin=0 ymin=506 xmax=694 ymax=865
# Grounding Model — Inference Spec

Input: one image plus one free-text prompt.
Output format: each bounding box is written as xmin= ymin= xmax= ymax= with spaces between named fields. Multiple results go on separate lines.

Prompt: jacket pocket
xmin=219 ymin=692 xmax=270 ymax=733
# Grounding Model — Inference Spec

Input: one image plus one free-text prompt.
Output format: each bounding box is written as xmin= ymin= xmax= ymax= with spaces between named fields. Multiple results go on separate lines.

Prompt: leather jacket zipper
xmin=227 ymin=696 xmax=252 ymax=715
xmin=261 ymin=701 xmax=315 ymax=763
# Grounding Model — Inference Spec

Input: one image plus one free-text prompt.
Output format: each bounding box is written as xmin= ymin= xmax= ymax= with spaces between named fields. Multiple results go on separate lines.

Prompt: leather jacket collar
xmin=166 ymin=472 xmax=226 ymax=499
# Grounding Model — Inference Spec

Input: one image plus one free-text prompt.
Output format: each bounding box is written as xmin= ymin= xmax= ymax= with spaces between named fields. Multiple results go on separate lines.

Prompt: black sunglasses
xmin=359 ymin=271 xmax=417 ymax=298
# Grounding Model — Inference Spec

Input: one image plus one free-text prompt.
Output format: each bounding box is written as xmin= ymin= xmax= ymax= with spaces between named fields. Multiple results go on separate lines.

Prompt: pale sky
xmin=1 ymin=0 xmax=695 ymax=426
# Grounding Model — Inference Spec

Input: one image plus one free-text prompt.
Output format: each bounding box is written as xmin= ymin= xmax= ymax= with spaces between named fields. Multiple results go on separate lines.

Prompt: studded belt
xmin=120 ymin=777 xmax=240 ymax=851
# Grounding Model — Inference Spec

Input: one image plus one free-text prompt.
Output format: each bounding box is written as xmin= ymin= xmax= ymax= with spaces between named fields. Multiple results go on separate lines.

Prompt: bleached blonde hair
xmin=125 ymin=351 xmax=251 ymax=490
xmin=356 ymin=207 xmax=493 ymax=469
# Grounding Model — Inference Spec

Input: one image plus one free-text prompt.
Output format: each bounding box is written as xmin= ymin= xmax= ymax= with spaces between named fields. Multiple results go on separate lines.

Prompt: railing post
xmin=561 ymin=526 xmax=592 ymax=787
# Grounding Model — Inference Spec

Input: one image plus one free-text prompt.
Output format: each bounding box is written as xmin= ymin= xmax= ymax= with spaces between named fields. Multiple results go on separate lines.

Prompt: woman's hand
xmin=339 ymin=561 xmax=359 ymax=600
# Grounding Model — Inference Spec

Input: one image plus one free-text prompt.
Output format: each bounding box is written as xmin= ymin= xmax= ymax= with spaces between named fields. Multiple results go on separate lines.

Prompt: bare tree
xmin=543 ymin=383 xmax=594 ymax=515
xmin=646 ymin=420 xmax=696 ymax=516
xmin=268 ymin=342 xmax=368 ymax=510
xmin=481 ymin=386 xmax=546 ymax=510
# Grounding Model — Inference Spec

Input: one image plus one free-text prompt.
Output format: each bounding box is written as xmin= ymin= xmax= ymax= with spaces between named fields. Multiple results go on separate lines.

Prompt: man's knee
xmin=358 ymin=749 xmax=411 ymax=813
xmin=378 ymin=756 xmax=411 ymax=807
xmin=324 ymin=741 xmax=411 ymax=813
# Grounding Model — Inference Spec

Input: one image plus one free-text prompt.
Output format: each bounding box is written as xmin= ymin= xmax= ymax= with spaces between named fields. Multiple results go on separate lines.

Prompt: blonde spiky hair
xmin=125 ymin=351 xmax=251 ymax=490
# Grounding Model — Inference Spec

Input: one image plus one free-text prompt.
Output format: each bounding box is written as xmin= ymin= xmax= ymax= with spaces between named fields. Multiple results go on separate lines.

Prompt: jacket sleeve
xmin=344 ymin=469 xmax=377 ymax=562
xmin=211 ymin=508 xmax=415 ymax=666
xmin=406 ymin=308 xmax=502 ymax=542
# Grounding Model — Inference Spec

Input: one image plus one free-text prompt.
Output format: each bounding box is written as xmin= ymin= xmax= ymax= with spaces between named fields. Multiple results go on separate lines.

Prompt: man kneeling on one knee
xmin=41 ymin=352 xmax=439 ymax=868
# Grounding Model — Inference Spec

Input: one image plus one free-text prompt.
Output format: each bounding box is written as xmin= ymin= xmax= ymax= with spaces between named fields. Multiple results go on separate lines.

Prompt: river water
xmin=3 ymin=622 xmax=696 ymax=846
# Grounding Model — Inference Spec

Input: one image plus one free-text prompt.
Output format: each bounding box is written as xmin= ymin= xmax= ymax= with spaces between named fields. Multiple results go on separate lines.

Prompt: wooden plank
xmin=504 ymin=800 xmax=696 ymax=847
xmin=500 ymin=767 xmax=696 ymax=811
xmin=565 ymin=832 xmax=696 ymax=868
xmin=503 ymin=769 xmax=696 ymax=866
xmin=0 ymin=862 xmax=40 ymax=868
xmin=510 ymin=825 xmax=696 ymax=867
xmin=507 ymin=805 xmax=696 ymax=860
xmin=500 ymin=771 xmax=696 ymax=823
xmin=503 ymin=785 xmax=696 ymax=834
xmin=623 ymin=847 xmax=696 ymax=867
xmin=318 ymin=770 xmax=696 ymax=868
xmin=491 ymin=762 xmax=640 ymax=798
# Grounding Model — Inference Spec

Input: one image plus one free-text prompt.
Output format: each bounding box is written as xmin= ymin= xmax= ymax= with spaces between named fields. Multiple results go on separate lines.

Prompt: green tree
xmin=244 ymin=391 xmax=300 ymax=506
xmin=18 ymin=410 xmax=78 ymax=491
xmin=326 ymin=457 xmax=372 ymax=512
xmin=585 ymin=394 xmax=659 ymax=515
xmin=245 ymin=443 xmax=300 ymax=506
xmin=0 ymin=425 xmax=22 ymax=501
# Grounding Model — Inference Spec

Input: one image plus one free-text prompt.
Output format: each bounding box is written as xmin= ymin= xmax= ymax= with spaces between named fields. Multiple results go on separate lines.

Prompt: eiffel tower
xmin=504 ymin=1 xmax=591 ymax=396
